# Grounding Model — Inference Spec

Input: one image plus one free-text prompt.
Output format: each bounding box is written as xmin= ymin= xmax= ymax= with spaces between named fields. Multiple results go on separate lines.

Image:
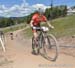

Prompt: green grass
xmin=0 ymin=23 xmax=26 ymax=33
xmin=23 ymin=15 xmax=75 ymax=38
xmin=51 ymin=15 xmax=75 ymax=37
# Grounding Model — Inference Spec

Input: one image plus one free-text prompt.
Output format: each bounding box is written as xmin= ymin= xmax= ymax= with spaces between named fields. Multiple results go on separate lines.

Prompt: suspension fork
xmin=42 ymin=32 xmax=48 ymax=45
xmin=38 ymin=32 xmax=45 ymax=48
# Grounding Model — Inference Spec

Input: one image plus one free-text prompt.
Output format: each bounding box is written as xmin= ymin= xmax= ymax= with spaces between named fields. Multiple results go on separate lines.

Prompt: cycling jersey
xmin=32 ymin=13 xmax=47 ymax=26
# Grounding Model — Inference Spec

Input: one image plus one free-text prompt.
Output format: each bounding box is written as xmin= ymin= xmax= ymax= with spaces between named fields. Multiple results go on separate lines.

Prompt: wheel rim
xmin=42 ymin=34 xmax=58 ymax=61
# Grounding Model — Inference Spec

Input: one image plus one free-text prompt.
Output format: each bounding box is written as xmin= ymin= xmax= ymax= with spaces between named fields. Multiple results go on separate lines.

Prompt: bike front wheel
xmin=40 ymin=34 xmax=59 ymax=61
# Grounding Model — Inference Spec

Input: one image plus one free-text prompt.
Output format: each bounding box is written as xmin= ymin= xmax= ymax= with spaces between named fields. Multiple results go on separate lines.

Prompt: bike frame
xmin=37 ymin=29 xmax=48 ymax=48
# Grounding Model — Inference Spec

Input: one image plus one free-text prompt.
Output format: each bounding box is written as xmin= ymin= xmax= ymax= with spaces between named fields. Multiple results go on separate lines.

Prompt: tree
xmin=45 ymin=5 xmax=67 ymax=19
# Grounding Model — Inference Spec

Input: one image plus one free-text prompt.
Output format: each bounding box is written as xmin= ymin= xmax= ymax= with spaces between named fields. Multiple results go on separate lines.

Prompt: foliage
xmin=45 ymin=5 xmax=67 ymax=20
xmin=0 ymin=17 xmax=26 ymax=28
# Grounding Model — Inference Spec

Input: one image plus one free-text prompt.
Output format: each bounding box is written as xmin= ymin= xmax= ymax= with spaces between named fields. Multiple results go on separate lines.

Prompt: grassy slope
xmin=24 ymin=15 xmax=75 ymax=38
xmin=51 ymin=15 xmax=75 ymax=37
xmin=0 ymin=23 xmax=26 ymax=33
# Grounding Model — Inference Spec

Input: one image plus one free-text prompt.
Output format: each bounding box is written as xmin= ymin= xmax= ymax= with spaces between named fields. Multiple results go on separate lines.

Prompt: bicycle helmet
xmin=36 ymin=8 xmax=45 ymax=15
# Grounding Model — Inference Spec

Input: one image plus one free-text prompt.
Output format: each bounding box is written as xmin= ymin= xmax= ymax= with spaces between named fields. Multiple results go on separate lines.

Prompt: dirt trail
xmin=0 ymin=28 xmax=75 ymax=68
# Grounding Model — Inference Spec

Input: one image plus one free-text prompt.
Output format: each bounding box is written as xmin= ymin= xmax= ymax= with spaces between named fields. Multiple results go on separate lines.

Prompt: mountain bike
xmin=32 ymin=26 xmax=58 ymax=61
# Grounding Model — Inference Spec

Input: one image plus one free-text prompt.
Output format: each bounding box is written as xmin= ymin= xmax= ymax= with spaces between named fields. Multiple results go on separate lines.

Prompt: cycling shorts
xmin=32 ymin=25 xmax=41 ymax=33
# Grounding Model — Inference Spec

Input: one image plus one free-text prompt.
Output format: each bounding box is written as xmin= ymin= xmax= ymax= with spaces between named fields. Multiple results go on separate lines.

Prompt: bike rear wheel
xmin=40 ymin=34 xmax=58 ymax=61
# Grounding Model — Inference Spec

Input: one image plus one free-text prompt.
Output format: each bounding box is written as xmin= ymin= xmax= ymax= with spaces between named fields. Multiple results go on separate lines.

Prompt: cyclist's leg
xmin=33 ymin=29 xmax=38 ymax=45
xmin=2 ymin=34 xmax=5 ymax=45
xmin=32 ymin=29 xmax=39 ymax=54
xmin=33 ymin=32 xmax=38 ymax=43
xmin=0 ymin=36 xmax=5 ymax=52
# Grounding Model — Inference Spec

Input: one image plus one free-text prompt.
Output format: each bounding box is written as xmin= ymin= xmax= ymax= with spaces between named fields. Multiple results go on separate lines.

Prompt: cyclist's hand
xmin=51 ymin=26 xmax=54 ymax=29
xmin=49 ymin=25 xmax=54 ymax=29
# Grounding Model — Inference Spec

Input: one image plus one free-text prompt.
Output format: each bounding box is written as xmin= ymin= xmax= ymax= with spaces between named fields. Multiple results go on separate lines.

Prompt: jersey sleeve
xmin=32 ymin=14 xmax=37 ymax=20
xmin=42 ymin=16 xmax=47 ymax=22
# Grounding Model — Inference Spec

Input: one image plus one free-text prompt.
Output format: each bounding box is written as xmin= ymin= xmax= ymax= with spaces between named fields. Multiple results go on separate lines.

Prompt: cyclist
xmin=10 ymin=32 xmax=14 ymax=40
xmin=0 ymin=31 xmax=4 ymax=40
xmin=30 ymin=8 xmax=54 ymax=54
xmin=0 ymin=31 xmax=5 ymax=52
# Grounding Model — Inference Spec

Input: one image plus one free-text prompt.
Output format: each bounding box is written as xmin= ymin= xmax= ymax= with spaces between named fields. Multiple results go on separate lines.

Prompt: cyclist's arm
xmin=42 ymin=16 xmax=54 ymax=29
xmin=46 ymin=21 xmax=54 ymax=29
xmin=30 ymin=20 xmax=34 ymax=27
xmin=30 ymin=14 xmax=36 ymax=27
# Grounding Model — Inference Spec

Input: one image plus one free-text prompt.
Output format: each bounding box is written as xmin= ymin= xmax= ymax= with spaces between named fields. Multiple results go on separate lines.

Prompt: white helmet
xmin=37 ymin=8 xmax=45 ymax=14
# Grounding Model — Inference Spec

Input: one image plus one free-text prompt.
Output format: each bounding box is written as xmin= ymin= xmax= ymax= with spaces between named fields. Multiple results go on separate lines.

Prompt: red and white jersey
xmin=32 ymin=13 xmax=47 ymax=26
